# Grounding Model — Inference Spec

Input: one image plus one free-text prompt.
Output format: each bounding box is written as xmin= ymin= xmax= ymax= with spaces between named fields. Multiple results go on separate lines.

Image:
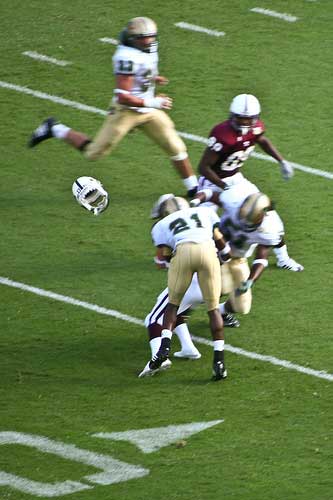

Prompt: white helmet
xmin=72 ymin=176 xmax=109 ymax=216
xmin=229 ymin=94 xmax=261 ymax=135
xmin=238 ymin=192 xmax=271 ymax=231
xmin=151 ymin=193 xmax=189 ymax=219
xmin=120 ymin=17 xmax=158 ymax=52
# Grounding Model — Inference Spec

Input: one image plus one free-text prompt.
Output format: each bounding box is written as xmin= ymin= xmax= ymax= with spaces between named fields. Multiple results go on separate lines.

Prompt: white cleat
xmin=173 ymin=349 xmax=201 ymax=360
xmin=277 ymin=258 xmax=304 ymax=272
xmin=138 ymin=359 xmax=172 ymax=378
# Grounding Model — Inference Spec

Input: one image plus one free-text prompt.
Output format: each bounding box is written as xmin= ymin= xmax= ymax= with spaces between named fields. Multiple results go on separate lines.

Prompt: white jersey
xmin=219 ymin=184 xmax=284 ymax=258
xmin=152 ymin=207 xmax=220 ymax=250
xmin=112 ymin=44 xmax=158 ymax=113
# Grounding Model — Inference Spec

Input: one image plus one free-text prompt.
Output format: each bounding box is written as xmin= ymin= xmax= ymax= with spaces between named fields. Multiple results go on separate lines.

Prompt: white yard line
xmin=0 ymin=80 xmax=332 ymax=180
xmin=99 ymin=37 xmax=119 ymax=45
xmin=175 ymin=22 xmax=225 ymax=37
xmin=22 ymin=51 xmax=72 ymax=67
xmin=1 ymin=276 xmax=332 ymax=382
xmin=250 ymin=7 xmax=298 ymax=23
xmin=0 ymin=81 xmax=106 ymax=116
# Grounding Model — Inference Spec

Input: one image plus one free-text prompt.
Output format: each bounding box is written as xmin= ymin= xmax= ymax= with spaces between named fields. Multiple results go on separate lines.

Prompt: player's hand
xmin=235 ymin=279 xmax=254 ymax=295
xmin=154 ymin=256 xmax=170 ymax=269
xmin=154 ymin=75 xmax=169 ymax=85
xmin=280 ymin=160 xmax=294 ymax=181
xmin=189 ymin=198 xmax=201 ymax=207
xmin=143 ymin=96 xmax=173 ymax=109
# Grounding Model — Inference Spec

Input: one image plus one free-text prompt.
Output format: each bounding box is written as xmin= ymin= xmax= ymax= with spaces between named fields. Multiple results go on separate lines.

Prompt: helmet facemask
xmin=230 ymin=114 xmax=259 ymax=135
xmin=123 ymin=17 xmax=158 ymax=53
xmin=229 ymin=94 xmax=261 ymax=135
xmin=72 ymin=177 xmax=109 ymax=216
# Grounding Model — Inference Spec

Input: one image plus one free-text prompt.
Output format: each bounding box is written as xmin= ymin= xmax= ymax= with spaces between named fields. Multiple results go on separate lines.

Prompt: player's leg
xmin=223 ymin=258 xmax=252 ymax=315
xmin=273 ymin=238 xmax=304 ymax=271
xmin=150 ymin=244 xmax=194 ymax=370
xmin=28 ymin=107 xmax=140 ymax=159
xmin=219 ymin=262 xmax=240 ymax=327
xmin=141 ymin=110 xmax=198 ymax=196
xmin=196 ymin=242 xmax=227 ymax=380
xmin=263 ymin=211 xmax=304 ymax=272
xmin=138 ymin=320 xmax=172 ymax=378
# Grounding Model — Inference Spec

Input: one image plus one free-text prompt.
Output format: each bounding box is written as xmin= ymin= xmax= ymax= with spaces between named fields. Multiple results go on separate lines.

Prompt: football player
xmin=28 ymin=17 xmax=198 ymax=197
xmin=190 ymin=181 xmax=301 ymax=318
xmin=139 ymin=272 xmax=240 ymax=379
xmin=197 ymin=93 xmax=303 ymax=272
xmin=140 ymin=194 xmax=231 ymax=381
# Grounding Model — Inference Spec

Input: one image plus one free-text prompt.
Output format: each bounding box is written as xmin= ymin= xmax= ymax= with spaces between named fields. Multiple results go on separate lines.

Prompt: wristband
xmin=219 ymin=242 xmax=231 ymax=255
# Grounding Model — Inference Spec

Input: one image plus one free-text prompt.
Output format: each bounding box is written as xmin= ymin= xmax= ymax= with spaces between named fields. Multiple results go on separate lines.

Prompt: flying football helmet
xmin=229 ymin=94 xmax=261 ymax=135
xmin=120 ymin=17 xmax=158 ymax=52
xmin=151 ymin=193 xmax=189 ymax=219
xmin=238 ymin=192 xmax=271 ymax=231
xmin=72 ymin=176 xmax=109 ymax=216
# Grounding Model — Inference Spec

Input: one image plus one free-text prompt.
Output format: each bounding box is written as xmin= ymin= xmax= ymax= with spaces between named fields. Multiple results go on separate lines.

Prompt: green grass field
xmin=1 ymin=1 xmax=332 ymax=499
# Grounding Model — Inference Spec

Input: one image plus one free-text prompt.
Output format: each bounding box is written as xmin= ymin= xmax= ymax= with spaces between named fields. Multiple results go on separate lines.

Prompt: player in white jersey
xmin=190 ymin=182 xmax=301 ymax=316
xmin=140 ymin=195 xmax=231 ymax=381
xmin=28 ymin=17 xmax=198 ymax=197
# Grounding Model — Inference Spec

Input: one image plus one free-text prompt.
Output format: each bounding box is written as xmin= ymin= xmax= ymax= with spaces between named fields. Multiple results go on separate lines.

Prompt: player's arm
xmin=154 ymin=244 xmax=173 ymax=269
xmin=198 ymin=148 xmax=227 ymax=189
xmin=256 ymin=135 xmax=294 ymax=180
xmin=154 ymin=75 xmax=169 ymax=85
xmin=235 ymin=245 xmax=270 ymax=295
xmin=189 ymin=189 xmax=221 ymax=207
xmin=154 ymin=245 xmax=172 ymax=269
xmin=213 ymin=225 xmax=232 ymax=264
xmin=115 ymin=74 xmax=172 ymax=109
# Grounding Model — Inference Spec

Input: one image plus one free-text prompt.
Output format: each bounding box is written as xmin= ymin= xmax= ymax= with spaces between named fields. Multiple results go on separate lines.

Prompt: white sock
xmin=273 ymin=244 xmax=289 ymax=261
xmin=213 ymin=340 xmax=225 ymax=351
xmin=149 ymin=337 xmax=162 ymax=357
xmin=161 ymin=329 xmax=173 ymax=340
xmin=219 ymin=302 xmax=226 ymax=315
xmin=52 ymin=124 xmax=71 ymax=139
xmin=183 ymin=175 xmax=198 ymax=190
xmin=174 ymin=323 xmax=196 ymax=351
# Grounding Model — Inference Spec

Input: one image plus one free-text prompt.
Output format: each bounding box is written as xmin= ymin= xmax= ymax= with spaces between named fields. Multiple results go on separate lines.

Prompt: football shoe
xmin=173 ymin=348 xmax=201 ymax=359
xmin=138 ymin=359 xmax=172 ymax=378
xmin=277 ymin=258 xmax=304 ymax=272
xmin=28 ymin=117 xmax=57 ymax=148
xmin=212 ymin=361 xmax=227 ymax=381
xmin=222 ymin=312 xmax=240 ymax=328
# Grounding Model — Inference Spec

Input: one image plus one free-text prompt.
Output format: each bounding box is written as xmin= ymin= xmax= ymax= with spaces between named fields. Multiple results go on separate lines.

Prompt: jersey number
xmin=118 ymin=60 xmax=134 ymax=73
xmin=221 ymin=146 xmax=255 ymax=171
xmin=169 ymin=213 xmax=203 ymax=235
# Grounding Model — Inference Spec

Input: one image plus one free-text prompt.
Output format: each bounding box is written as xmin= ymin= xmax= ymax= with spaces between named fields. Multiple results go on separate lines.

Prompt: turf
xmin=0 ymin=1 xmax=332 ymax=499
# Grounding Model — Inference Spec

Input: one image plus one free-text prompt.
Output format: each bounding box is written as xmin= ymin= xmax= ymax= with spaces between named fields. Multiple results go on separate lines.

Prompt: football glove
xmin=235 ymin=279 xmax=254 ymax=296
xmin=279 ymin=160 xmax=294 ymax=181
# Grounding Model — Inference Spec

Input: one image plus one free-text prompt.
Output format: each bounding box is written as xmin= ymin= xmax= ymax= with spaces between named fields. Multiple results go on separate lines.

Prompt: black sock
xmin=213 ymin=350 xmax=224 ymax=364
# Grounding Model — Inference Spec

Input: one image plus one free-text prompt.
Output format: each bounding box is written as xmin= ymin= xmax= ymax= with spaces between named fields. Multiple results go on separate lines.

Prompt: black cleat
xmin=212 ymin=361 xmax=227 ymax=381
xmin=222 ymin=312 xmax=240 ymax=328
xmin=149 ymin=348 xmax=170 ymax=370
xmin=28 ymin=117 xmax=57 ymax=148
